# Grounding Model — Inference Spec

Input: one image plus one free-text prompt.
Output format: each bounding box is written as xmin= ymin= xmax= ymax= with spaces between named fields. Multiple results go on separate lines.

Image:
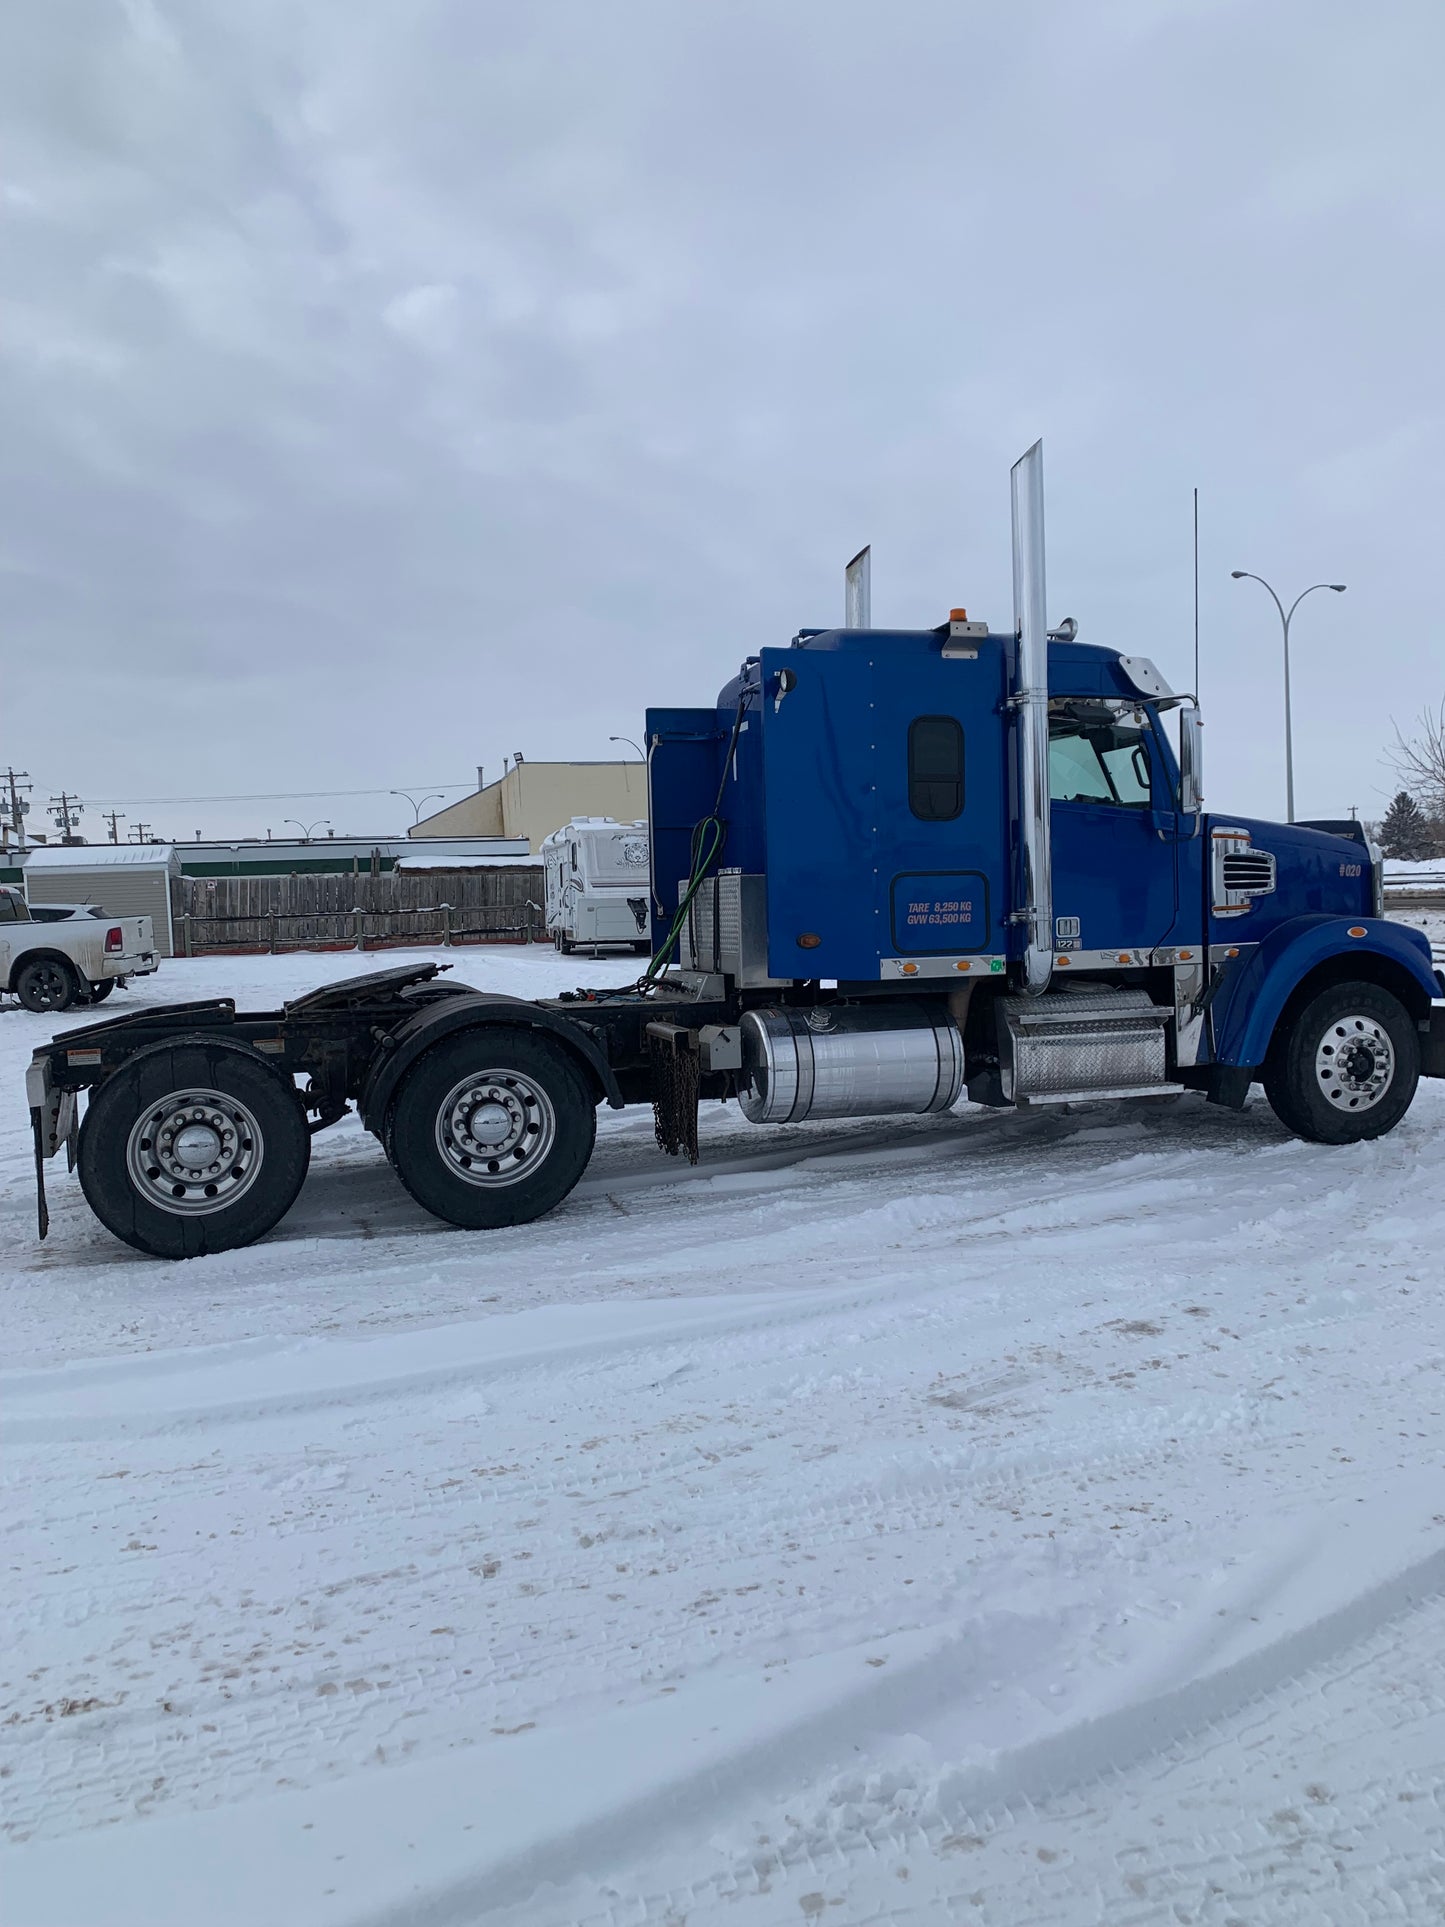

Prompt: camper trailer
xmin=542 ymin=817 xmax=651 ymax=953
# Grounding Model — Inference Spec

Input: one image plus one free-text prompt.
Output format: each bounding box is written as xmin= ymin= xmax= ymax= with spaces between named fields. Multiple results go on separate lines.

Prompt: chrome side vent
xmin=1221 ymin=851 xmax=1276 ymax=893
xmin=1212 ymin=828 xmax=1277 ymax=918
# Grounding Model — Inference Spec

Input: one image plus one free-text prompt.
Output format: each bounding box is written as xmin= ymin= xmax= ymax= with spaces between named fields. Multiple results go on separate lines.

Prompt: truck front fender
xmin=358 ymin=993 xmax=625 ymax=1137
xmin=1212 ymin=915 xmax=1439 ymax=1069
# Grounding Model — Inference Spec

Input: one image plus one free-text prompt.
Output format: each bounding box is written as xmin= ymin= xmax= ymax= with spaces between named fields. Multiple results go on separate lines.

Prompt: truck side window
xmin=908 ymin=716 xmax=964 ymax=821
xmin=0 ymin=889 xmax=22 ymax=923
xmin=1048 ymin=702 xmax=1153 ymax=808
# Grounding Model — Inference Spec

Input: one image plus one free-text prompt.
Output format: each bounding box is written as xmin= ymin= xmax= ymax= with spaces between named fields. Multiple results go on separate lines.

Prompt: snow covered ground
xmin=4 ymin=940 xmax=1444 ymax=1926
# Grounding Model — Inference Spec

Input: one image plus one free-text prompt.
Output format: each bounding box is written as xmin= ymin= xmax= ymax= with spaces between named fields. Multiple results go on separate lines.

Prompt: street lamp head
xmin=1230 ymin=571 xmax=1247 ymax=580
xmin=1329 ymin=583 xmax=1346 ymax=593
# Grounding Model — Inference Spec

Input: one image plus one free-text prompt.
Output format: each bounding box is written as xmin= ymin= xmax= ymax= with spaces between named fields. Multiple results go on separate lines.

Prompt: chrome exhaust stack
xmin=1011 ymin=441 xmax=1053 ymax=996
xmin=844 ymin=546 xmax=871 ymax=628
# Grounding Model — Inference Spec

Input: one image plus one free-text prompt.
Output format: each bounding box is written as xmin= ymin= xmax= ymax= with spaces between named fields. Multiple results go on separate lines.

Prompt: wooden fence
xmin=172 ymin=867 xmax=545 ymax=955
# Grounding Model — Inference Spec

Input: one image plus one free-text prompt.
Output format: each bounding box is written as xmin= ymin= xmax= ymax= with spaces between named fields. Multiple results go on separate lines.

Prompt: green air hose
xmin=640 ymin=687 xmax=751 ymax=989
xmin=642 ymin=815 xmax=723 ymax=984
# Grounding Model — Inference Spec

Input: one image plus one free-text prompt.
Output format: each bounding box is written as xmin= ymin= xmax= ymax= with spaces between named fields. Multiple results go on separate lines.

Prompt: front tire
xmin=78 ymin=1042 xmax=311 ymax=1258
xmin=388 ymin=1026 xmax=596 ymax=1229
xmin=1263 ymin=981 xmax=1420 ymax=1144
xmin=16 ymin=957 xmax=81 ymax=1013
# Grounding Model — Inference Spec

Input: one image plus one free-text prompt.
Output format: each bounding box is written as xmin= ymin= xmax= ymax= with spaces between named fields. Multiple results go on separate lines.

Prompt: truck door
xmin=1047 ymin=699 xmax=1178 ymax=957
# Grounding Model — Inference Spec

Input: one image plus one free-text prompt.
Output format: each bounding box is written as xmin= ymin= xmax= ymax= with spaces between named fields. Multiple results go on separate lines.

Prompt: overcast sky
xmin=2 ymin=0 xmax=1441 ymax=842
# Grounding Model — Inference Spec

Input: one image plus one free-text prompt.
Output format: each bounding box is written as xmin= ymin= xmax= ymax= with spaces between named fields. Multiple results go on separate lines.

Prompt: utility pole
xmin=103 ymin=809 xmax=126 ymax=843
xmin=48 ymin=791 xmax=84 ymax=844
xmin=129 ymin=821 xmax=152 ymax=844
xmin=3 ymin=769 xmax=32 ymax=847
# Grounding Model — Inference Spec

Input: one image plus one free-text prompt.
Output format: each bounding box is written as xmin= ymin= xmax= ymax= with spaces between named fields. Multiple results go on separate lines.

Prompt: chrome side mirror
xmin=1178 ymin=703 xmax=1204 ymax=815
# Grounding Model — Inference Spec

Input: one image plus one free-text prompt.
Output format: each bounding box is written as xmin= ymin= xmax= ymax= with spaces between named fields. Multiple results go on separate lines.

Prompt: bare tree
xmin=1388 ymin=697 xmax=1445 ymax=820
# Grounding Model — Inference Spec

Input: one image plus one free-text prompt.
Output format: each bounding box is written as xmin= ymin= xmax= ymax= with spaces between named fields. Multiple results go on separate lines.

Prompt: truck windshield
xmin=1048 ymin=702 xmax=1153 ymax=808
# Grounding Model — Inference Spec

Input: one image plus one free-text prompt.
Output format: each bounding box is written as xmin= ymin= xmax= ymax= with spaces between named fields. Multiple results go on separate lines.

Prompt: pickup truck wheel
xmin=78 ymin=1044 xmax=310 ymax=1259
xmin=389 ymin=1025 xmax=596 ymax=1229
xmin=16 ymin=957 xmax=81 ymax=1013
xmin=85 ymin=980 xmax=116 ymax=1004
xmin=1263 ymin=981 xmax=1420 ymax=1144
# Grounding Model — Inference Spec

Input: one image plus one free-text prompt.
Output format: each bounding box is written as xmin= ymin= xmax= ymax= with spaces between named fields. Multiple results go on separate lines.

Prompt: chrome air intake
xmin=738 ymin=1004 xmax=965 ymax=1125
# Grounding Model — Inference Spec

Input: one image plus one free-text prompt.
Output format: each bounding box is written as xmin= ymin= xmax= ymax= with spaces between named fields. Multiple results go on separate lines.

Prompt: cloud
xmin=382 ymin=282 xmax=460 ymax=352
xmin=0 ymin=0 xmax=1440 ymax=836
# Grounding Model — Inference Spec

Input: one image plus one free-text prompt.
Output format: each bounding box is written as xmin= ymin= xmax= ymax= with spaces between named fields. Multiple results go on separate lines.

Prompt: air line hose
xmin=639 ymin=685 xmax=752 ymax=989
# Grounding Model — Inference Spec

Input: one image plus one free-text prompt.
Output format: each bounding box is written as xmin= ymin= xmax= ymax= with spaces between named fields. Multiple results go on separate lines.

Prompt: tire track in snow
xmin=542 ymin=1552 xmax=1445 ymax=1927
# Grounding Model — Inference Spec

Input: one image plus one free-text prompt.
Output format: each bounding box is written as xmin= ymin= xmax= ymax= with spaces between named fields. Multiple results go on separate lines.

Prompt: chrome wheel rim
xmin=125 ymin=1087 xmax=265 ymax=1215
xmin=434 ymin=1069 xmax=556 ymax=1187
xmin=1314 ymin=1014 xmax=1394 ymax=1112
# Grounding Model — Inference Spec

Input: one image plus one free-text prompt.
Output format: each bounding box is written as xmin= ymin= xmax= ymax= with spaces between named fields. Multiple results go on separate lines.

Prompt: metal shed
xmin=22 ymin=845 xmax=182 ymax=955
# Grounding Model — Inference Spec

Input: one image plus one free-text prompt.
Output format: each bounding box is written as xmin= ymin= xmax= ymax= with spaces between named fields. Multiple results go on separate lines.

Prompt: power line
xmin=3 ymin=769 xmax=32 ymax=841
xmin=48 ymin=791 xmax=84 ymax=842
xmin=81 ymin=782 xmax=475 ymax=807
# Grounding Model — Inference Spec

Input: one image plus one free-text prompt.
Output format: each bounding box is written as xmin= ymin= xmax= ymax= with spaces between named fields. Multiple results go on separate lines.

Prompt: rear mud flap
xmin=31 ymin=1107 xmax=48 ymax=1240
xmin=1422 ymin=1008 xmax=1445 ymax=1082
xmin=646 ymin=1024 xmax=701 ymax=1163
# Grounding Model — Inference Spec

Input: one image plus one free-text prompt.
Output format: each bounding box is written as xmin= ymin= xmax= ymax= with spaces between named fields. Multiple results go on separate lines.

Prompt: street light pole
xmin=391 ymin=791 xmax=445 ymax=826
xmin=608 ymin=736 xmax=645 ymax=760
xmin=1229 ymin=573 xmax=1346 ymax=823
xmin=284 ymin=817 xmax=331 ymax=843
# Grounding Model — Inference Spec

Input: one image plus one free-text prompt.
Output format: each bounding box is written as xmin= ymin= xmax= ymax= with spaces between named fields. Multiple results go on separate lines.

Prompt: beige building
xmin=410 ymin=760 xmax=647 ymax=853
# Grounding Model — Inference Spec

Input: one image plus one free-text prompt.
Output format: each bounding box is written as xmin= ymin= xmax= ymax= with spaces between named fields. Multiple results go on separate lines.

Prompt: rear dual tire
xmin=387 ymin=1026 xmax=596 ymax=1229
xmin=79 ymin=1043 xmax=310 ymax=1259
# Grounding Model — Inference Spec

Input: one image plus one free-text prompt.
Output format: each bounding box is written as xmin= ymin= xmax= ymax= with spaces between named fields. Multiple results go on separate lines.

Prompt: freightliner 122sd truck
xmin=26 ymin=445 xmax=1445 ymax=1259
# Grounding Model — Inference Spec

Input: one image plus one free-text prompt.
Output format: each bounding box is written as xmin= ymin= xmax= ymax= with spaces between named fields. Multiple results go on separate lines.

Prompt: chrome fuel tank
xmin=738 ymin=1004 xmax=964 ymax=1125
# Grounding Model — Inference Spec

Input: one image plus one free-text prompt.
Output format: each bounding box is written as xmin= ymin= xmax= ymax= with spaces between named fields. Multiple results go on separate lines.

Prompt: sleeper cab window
xmin=908 ymin=715 xmax=964 ymax=821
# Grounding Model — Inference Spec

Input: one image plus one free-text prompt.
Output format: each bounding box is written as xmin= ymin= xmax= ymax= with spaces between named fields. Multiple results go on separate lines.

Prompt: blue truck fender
xmin=1212 ymin=915 xmax=1441 ymax=1070
xmin=358 ymin=992 xmax=625 ymax=1137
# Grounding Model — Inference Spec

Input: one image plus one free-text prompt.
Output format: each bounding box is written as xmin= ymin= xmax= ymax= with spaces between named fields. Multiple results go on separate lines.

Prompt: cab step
xmin=999 ymin=987 xmax=1175 ymax=1103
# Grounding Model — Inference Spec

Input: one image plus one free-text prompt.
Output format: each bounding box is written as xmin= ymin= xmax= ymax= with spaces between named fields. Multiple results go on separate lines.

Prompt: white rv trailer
xmin=542 ymin=817 xmax=651 ymax=953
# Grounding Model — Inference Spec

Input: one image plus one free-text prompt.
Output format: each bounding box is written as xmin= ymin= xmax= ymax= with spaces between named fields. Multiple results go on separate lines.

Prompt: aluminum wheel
xmin=434 ymin=1068 xmax=557 ymax=1187
xmin=1313 ymin=1013 xmax=1395 ymax=1112
xmin=125 ymin=1086 xmax=266 ymax=1215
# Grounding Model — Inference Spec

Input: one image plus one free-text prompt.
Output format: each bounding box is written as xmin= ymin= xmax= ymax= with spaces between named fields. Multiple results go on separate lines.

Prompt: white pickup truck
xmin=0 ymin=885 xmax=158 ymax=1012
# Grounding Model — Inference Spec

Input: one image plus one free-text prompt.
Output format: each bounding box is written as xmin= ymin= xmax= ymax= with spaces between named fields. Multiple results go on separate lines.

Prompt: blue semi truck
xmin=27 ymin=445 xmax=1445 ymax=1258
